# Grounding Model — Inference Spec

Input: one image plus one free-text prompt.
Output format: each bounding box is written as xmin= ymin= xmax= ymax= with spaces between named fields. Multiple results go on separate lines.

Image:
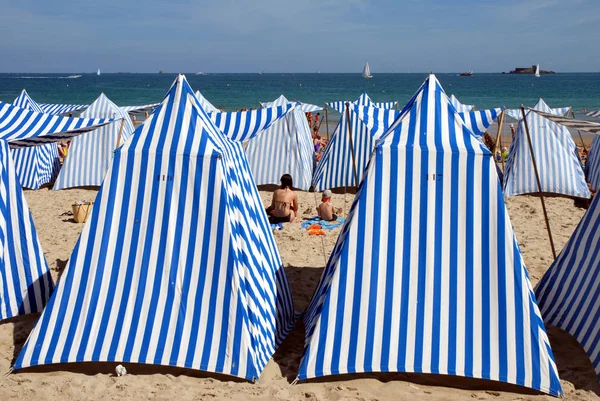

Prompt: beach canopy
xmin=535 ymin=192 xmax=600 ymax=381
xmin=261 ymin=94 xmax=322 ymax=112
xmin=459 ymin=108 xmax=503 ymax=137
xmin=10 ymin=90 xmax=61 ymax=189
xmin=14 ymin=74 xmax=296 ymax=381
xmin=587 ymin=138 xmax=600 ymax=191
xmin=194 ymin=90 xmax=219 ymax=113
xmin=54 ymin=93 xmax=135 ymax=190
xmin=39 ymin=103 xmax=88 ymax=115
xmin=246 ymin=104 xmax=314 ymax=190
xmin=120 ymin=103 xmax=160 ymax=114
xmin=528 ymin=108 xmax=600 ymax=135
xmin=506 ymin=105 xmax=571 ymax=120
xmin=0 ymin=139 xmax=54 ymax=321
xmin=313 ymin=96 xmax=398 ymax=191
xmin=0 ymin=101 xmax=114 ymax=148
xmin=298 ymin=74 xmax=562 ymax=397
xmin=210 ymin=104 xmax=294 ymax=142
xmin=503 ymin=99 xmax=589 ymax=198
xmin=326 ymin=93 xmax=397 ymax=113
xmin=449 ymin=94 xmax=474 ymax=112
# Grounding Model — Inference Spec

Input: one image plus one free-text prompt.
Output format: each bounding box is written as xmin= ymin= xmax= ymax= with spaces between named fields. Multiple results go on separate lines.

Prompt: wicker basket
xmin=72 ymin=202 xmax=93 ymax=223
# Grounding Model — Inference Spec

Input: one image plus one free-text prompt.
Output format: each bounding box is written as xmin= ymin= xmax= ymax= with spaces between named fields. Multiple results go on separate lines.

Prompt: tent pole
xmin=571 ymin=110 xmax=587 ymax=153
xmin=493 ymin=110 xmax=506 ymax=170
xmin=115 ymin=119 xmax=125 ymax=149
xmin=345 ymin=103 xmax=360 ymax=189
xmin=325 ymin=107 xmax=330 ymax=140
xmin=520 ymin=106 xmax=556 ymax=259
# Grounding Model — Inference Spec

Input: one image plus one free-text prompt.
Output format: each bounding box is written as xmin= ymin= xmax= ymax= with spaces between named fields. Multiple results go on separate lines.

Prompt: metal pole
xmin=345 ymin=103 xmax=360 ymax=189
xmin=493 ymin=110 xmax=506 ymax=170
xmin=325 ymin=107 xmax=330 ymax=140
xmin=520 ymin=106 xmax=556 ymax=259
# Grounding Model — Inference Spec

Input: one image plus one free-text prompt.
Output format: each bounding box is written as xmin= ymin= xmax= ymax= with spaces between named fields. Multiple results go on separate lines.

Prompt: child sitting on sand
xmin=317 ymin=189 xmax=338 ymax=221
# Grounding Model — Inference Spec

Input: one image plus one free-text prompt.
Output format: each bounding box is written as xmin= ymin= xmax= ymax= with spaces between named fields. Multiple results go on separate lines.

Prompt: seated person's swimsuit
xmin=267 ymin=200 xmax=293 ymax=224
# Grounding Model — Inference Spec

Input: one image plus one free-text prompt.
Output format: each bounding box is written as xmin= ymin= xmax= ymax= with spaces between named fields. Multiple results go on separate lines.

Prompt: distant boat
xmin=362 ymin=61 xmax=373 ymax=79
xmin=195 ymin=72 xmax=207 ymax=76
xmin=535 ymin=64 xmax=541 ymax=78
xmin=459 ymin=70 xmax=474 ymax=77
xmin=97 ymin=68 xmax=101 ymax=76
xmin=259 ymin=71 xmax=264 ymax=75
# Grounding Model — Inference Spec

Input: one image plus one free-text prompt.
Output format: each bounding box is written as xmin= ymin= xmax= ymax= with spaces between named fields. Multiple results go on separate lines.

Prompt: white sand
xmin=0 ymin=188 xmax=599 ymax=400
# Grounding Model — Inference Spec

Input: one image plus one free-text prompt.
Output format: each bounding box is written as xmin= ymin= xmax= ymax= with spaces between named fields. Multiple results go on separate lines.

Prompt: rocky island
xmin=503 ymin=65 xmax=555 ymax=74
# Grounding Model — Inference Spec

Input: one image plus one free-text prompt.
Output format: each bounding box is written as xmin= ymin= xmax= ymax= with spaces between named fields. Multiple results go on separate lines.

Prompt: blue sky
xmin=0 ymin=0 xmax=598 ymax=73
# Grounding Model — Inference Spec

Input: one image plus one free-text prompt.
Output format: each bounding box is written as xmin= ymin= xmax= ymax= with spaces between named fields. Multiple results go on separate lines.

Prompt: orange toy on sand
xmin=307 ymin=224 xmax=325 ymax=236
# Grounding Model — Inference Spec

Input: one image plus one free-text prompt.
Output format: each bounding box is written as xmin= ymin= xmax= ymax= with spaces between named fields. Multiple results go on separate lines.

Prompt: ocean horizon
xmin=1 ymin=72 xmax=599 ymax=112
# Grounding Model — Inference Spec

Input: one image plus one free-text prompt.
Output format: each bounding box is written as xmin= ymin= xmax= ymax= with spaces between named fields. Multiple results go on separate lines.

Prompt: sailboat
xmin=362 ymin=61 xmax=373 ymax=79
xmin=535 ymin=64 xmax=540 ymax=78
xmin=97 ymin=68 xmax=101 ymax=76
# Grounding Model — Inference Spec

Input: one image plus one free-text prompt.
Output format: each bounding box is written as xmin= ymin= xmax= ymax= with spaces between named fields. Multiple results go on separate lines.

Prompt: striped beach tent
xmin=586 ymin=110 xmax=600 ymax=118
xmin=39 ymin=103 xmax=88 ymax=115
xmin=210 ymin=104 xmax=294 ymax=142
xmin=326 ymin=93 xmax=397 ymax=114
xmin=54 ymin=93 xmax=135 ymax=190
xmin=120 ymin=103 xmax=160 ymax=114
xmin=14 ymin=74 xmax=296 ymax=381
xmin=261 ymin=95 xmax=323 ymax=112
xmin=10 ymin=90 xmax=61 ymax=189
xmin=313 ymin=100 xmax=398 ymax=191
xmin=246 ymin=105 xmax=314 ymax=190
xmin=535 ymin=192 xmax=600 ymax=381
xmin=586 ymin=137 xmax=600 ymax=191
xmin=0 ymin=102 xmax=113 ymax=148
xmin=298 ymin=74 xmax=562 ymax=397
xmin=458 ymin=108 xmax=503 ymax=137
xmin=506 ymin=104 xmax=571 ymax=121
xmin=450 ymin=94 xmax=474 ymax=112
xmin=0 ymin=139 xmax=54 ymax=321
xmin=503 ymin=99 xmax=589 ymax=198
xmin=195 ymin=90 xmax=219 ymax=113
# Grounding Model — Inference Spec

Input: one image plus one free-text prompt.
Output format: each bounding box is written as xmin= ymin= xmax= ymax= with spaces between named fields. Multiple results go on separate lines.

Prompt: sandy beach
xmin=0 ymin=187 xmax=597 ymax=401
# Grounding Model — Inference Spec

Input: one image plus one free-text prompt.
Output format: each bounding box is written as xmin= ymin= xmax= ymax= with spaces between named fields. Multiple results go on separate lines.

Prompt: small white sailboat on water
xmin=362 ymin=61 xmax=373 ymax=79
xmin=97 ymin=68 xmax=101 ymax=76
xmin=535 ymin=64 xmax=540 ymax=78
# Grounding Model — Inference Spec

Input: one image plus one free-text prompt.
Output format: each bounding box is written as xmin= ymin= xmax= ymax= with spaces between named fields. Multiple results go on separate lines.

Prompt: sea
xmin=1 ymin=73 xmax=599 ymax=115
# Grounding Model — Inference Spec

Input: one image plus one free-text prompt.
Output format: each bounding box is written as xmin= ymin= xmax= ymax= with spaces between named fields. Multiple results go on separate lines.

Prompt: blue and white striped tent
xmin=298 ymin=74 xmax=562 ymax=397
xmin=120 ymin=103 xmax=160 ymax=114
xmin=0 ymin=102 xmax=113 ymax=148
xmin=14 ymin=74 xmax=296 ymax=381
xmin=10 ymin=90 xmax=61 ymax=189
xmin=210 ymin=104 xmax=294 ymax=142
xmin=506 ymin=104 xmax=571 ymax=121
xmin=195 ymin=90 xmax=219 ymax=113
xmin=261 ymin=95 xmax=323 ymax=112
xmin=54 ymin=93 xmax=135 ymax=190
xmin=246 ymin=104 xmax=314 ymax=190
xmin=586 ymin=137 xmax=600 ymax=191
xmin=586 ymin=110 xmax=600 ymax=118
xmin=39 ymin=103 xmax=88 ymax=115
xmin=326 ymin=93 xmax=397 ymax=114
xmin=535 ymin=192 xmax=600 ymax=381
xmin=313 ymin=97 xmax=398 ymax=191
xmin=503 ymin=99 xmax=589 ymax=198
xmin=450 ymin=94 xmax=474 ymax=112
xmin=0 ymin=139 xmax=54 ymax=321
xmin=459 ymin=108 xmax=503 ymax=137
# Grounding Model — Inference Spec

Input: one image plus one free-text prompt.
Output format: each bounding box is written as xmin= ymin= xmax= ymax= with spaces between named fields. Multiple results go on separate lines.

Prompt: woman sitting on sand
xmin=266 ymin=174 xmax=299 ymax=224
